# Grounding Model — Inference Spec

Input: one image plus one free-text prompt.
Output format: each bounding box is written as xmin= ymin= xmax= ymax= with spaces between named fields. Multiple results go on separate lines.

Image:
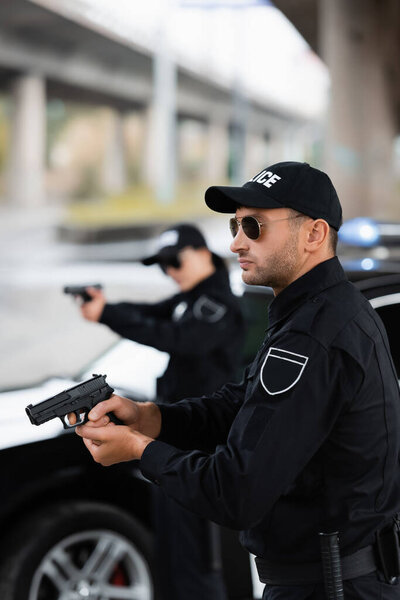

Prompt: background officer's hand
xmin=80 ymin=287 xmax=106 ymax=322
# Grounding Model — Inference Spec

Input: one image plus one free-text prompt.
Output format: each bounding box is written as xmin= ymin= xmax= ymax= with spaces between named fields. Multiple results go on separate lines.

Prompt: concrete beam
xmin=273 ymin=0 xmax=318 ymax=52
xmin=0 ymin=30 xmax=152 ymax=107
xmin=0 ymin=26 xmax=308 ymax=135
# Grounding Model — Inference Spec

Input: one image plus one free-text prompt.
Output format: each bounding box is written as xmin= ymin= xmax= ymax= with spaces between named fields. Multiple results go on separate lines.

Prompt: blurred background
xmin=1 ymin=0 xmax=400 ymax=388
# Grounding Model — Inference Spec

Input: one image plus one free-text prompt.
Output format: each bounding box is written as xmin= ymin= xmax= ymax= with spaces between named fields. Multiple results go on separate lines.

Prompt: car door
xmin=356 ymin=274 xmax=400 ymax=377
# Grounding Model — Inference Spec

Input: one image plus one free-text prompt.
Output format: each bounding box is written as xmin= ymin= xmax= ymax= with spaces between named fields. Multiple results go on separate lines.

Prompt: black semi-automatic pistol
xmin=63 ymin=284 xmax=103 ymax=303
xmin=25 ymin=374 xmax=120 ymax=430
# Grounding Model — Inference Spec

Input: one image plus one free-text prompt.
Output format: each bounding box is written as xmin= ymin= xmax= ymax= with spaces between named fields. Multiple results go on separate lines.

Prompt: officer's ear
xmin=305 ymin=219 xmax=330 ymax=252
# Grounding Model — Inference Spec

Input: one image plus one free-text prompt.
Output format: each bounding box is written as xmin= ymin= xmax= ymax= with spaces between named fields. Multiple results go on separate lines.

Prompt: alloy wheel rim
xmin=28 ymin=529 xmax=152 ymax=600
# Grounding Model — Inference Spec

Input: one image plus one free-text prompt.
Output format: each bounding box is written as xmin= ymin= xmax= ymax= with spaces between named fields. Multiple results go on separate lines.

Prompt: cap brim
xmin=141 ymin=253 xmax=159 ymax=266
xmin=205 ymin=184 xmax=283 ymax=213
xmin=141 ymin=247 xmax=180 ymax=266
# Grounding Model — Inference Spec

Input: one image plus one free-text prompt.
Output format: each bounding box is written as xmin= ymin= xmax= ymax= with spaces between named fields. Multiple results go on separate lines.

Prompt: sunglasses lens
xmin=229 ymin=218 xmax=239 ymax=238
xmin=160 ymin=255 xmax=181 ymax=273
xmin=242 ymin=216 xmax=260 ymax=240
xmin=170 ymin=256 xmax=181 ymax=269
xmin=229 ymin=216 xmax=261 ymax=239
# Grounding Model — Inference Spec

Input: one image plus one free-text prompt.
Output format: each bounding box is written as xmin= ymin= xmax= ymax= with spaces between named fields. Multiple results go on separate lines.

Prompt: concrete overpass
xmin=0 ymin=0 xmax=313 ymax=206
xmin=274 ymin=0 xmax=400 ymax=220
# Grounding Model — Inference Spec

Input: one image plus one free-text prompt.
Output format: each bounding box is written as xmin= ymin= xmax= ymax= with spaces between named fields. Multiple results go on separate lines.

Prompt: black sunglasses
xmin=229 ymin=214 xmax=303 ymax=240
xmin=159 ymin=254 xmax=181 ymax=273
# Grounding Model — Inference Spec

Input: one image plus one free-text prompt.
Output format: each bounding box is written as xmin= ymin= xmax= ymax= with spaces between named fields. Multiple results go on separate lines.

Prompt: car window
xmin=355 ymin=279 xmax=400 ymax=379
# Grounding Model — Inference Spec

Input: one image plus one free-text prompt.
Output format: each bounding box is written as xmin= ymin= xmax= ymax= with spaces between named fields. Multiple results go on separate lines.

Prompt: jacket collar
xmin=268 ymin=257 xmax=347 ymax=330
xmin=183 ymin=265 xmax=230 ymax=299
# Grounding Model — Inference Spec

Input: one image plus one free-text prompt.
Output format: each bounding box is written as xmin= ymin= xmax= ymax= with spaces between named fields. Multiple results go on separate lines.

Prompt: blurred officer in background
xmin=76 ymin=163 xmax=400 ymax=600
xmin=79 ymin=223 xmax=245 ymax=600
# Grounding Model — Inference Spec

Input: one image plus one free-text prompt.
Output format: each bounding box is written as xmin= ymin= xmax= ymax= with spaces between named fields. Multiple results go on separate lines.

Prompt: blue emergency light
xmin=338 ymin=218 xmax=380 ymax=247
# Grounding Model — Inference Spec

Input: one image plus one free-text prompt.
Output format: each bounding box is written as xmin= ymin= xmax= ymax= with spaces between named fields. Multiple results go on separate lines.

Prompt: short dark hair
xmin=329 ymin=227 xmax=339 ymax=255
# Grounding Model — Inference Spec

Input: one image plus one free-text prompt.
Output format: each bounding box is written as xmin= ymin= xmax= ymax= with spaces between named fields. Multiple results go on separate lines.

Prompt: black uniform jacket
xmin=140 ymin=257 xmax=400 ymax=563
xmin=100 ymin=265 xmax=245 ymax=403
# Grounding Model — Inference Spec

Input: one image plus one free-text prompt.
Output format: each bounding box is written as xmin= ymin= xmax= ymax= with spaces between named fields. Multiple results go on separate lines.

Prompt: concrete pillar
xmin=268 ymin=133 xmax=293 ymax=165
xmin=243 ymin=131 xmax=270 ymax=178
xmin=102 ymin=109 xmax=127 ymax=194
xmin=8 ymin=74 xmax=46 ymax=206
xmin=143 ymin=102 xmax=176 ymax=203
xmin=205 ymin=117 xmax=229 ymax=182
xmin=229 ymin=88 xmax=249 ymax=184
xmin=320 ymin=0 xmax=397 ymax=220
xmin=143 ymin=20 xmax=177 ymax=204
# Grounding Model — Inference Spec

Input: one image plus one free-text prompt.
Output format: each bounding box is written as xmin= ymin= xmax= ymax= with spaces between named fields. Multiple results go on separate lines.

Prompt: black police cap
xmin=205 ymin=161 xmax=343 ymax=231
xmin=142 ymin=223 xmax=208 ymax=266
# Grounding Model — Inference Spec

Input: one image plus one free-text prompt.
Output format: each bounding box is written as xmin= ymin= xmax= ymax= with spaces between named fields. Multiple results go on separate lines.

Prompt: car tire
xmin=0 ymin=500 xmax=154 ymax=600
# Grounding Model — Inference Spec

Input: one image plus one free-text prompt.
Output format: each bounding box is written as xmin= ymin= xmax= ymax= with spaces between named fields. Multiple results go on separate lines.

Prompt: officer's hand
xmin=68 ymin=412 xmax=109 ymax=446
xmin=81 ymin=394 xmax=162 ymax=439
xmin=67 ymin=394 xmax=137 ymax=430
xmin=80 ymin=287 xmax=106 ymax=322
xmin=76 ymin=421 xmax=153 ymax=466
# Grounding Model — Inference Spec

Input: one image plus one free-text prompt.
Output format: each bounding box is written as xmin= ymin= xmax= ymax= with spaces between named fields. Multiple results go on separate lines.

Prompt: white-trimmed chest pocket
xmin=193 ymin=295 xmax=227 ymax=323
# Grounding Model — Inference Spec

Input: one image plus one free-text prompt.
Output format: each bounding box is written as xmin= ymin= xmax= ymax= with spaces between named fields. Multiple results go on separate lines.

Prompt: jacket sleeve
xmin=100 ymin=296 xmax=175 ymax=322
xmin=140 ymin=332 xmax=364 ymax=530
xmin=155 ymin=372 xmax=249 ymax=450
xmin=99 ymin=294 xmax=239 ymax=356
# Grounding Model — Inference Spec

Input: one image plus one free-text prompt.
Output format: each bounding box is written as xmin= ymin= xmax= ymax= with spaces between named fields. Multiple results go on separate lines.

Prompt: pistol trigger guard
xmin=60 ymin=414 xmax=77 ymax=429
xmin=76 ymin=411 xmax=87 ymax=426
xmin=60 ymin=415 xmax=71 ymax=429
xmin=60 ymin=411 xmax=86 ymax=429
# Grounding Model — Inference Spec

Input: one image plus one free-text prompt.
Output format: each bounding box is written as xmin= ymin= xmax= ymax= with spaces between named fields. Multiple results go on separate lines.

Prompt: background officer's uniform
xmin=137 ymin=164 xmax=400 ymax=600
xmin=99 ymin=226 xmax=245 ymax=600
xmin=100 ymin=256 xmax=243 ymax=404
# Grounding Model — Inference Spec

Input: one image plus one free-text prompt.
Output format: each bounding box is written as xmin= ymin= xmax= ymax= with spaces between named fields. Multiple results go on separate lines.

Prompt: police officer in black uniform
xmin=76 ymin=162 xmax=400 ymax=600
xmin=79 ymin=223 xmax=245 ymax=600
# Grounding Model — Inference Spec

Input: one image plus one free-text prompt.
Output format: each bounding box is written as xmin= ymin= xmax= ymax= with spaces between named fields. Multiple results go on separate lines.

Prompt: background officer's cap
xmin=142 ymin=223 xmax=208 ymax=266
xmin=205 ymin=161 xmax=343 ymax=231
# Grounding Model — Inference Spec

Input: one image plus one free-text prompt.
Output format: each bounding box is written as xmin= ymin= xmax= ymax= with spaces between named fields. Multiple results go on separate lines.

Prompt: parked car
xmin=1 ymin=257 xmax=400 ymax=600
xmin=0 ymin=310 xmax=257 ymax=600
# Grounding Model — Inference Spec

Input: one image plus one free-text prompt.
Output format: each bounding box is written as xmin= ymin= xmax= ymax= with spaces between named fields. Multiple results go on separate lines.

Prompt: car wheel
xmin=0 ymin=500 xmax=154 ymax=600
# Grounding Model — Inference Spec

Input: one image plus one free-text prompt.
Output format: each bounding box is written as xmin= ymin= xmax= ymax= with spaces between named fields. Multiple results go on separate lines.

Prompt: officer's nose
xmin=230 ymin=224 xmax=249 ymax=254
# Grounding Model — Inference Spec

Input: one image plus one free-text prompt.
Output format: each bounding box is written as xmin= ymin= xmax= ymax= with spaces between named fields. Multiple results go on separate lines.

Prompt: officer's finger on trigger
xmin=67 ymin=412 xmax=77 ymax=426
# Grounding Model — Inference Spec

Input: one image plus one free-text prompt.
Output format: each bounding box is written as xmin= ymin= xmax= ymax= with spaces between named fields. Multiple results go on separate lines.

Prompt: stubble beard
xmin=241 ymin=234 xmax=300 ymax=291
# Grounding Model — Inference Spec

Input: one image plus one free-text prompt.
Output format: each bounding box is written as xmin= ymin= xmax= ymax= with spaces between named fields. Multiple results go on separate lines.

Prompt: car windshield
xmin=79 ymin=339 xmax=169 ymax=401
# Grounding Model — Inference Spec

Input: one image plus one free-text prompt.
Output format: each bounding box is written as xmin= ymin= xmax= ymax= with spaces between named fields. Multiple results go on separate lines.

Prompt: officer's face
xmin=166 ymin=247 xmax=212 ymax=292
xmin=230 ymin=207 xmax=304 ymax=294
